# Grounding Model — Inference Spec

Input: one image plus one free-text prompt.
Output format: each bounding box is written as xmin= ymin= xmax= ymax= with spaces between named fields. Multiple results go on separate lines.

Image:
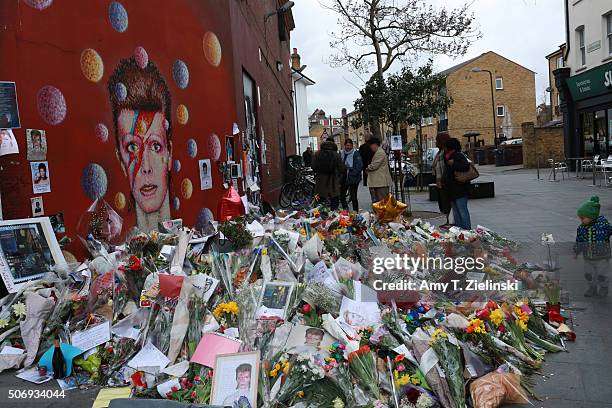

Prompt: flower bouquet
xmin=272 ymin=353 xmax=325 ymax=405
xmin=348 ymin=345 xmax=381 ymax=400
xmin=429 ymin=329 xmax=466 ymax=408
xmin=213 ymin=301 xmax=239 ymax=330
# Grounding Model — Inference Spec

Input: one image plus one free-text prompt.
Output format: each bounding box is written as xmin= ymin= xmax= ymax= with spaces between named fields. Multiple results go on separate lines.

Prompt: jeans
xmin=341 ymin=184 xmax=359 ymax=211
xmin=584 ymin=258 xmax=609 ymax=289
xmin=451 ymin=196 xmax=471 ymax=230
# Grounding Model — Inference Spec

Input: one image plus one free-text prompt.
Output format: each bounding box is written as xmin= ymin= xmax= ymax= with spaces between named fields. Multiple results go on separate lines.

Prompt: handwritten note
xmin=71 ymin=321 xmax=111 ymax=352
xmin=128 ymin=341 xmax=170 ymax=371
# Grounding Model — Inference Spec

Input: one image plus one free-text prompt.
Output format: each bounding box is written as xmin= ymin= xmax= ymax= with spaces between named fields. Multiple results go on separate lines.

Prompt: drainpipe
xmin=563 ymin=0 xmax=570 ymax=62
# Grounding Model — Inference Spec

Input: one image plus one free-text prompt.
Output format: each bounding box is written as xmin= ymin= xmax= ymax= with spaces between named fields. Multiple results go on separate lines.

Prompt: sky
xmin=291 ymin=0 xmax=566 ymax=117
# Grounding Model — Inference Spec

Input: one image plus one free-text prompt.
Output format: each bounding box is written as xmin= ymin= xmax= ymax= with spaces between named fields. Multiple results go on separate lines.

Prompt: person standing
xmin=359 ymin=137 xmax=374 ymax=186
xmin=340 ymin=139 xmax=363 ymax=211
xmin=366 ymin=138 xmax=393 ymax=204
xmin=432 ymin=132 xmax=451 ymax=227
xmin=302 ymin=146 xmax=313 ymax=167
xmin=443 ymin=138 xmax=472 ymax=230
xmin=311 ymin=137 xmax=345 ymax=210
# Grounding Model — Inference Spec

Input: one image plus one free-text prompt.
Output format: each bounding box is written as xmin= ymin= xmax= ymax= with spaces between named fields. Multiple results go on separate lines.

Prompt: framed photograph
xmin=26 ymin=129 xmax=47 ymax=161
xmin=199 ymin=159 xmax=212 ymax=190
xmin=255 ymin=281 xmax=294 ymax=320
xmin=210 ymin=351 xmax=259 ymax=408
xmin=30 ymin=161 xmax=51 ymax=194
xmin=0 ymin=217 xmax=65 ymax=293
xmin=284 ymin=324 xmax=335 ymax=355
xmin=31 ymin=197 xmax=44 ymax=217
xmin=230 ymin=162 xmax=242 ymax=179
xmin=390 ymin=135 xmax=403 ymax=151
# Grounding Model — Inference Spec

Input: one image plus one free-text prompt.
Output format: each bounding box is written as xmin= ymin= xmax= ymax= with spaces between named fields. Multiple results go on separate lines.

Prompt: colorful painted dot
xmin=181 ymin=178 xmax=193 ymax=200
xmin=173 ymin=197 xmax=181 ymax=210
xmin=115 ymin=82 xmax=127 ymax=101
xmin=187 ymin=138 xmax=197 ymax=158
xmin=23 ymin=0 xmax=53 ymax=10
xmin=203 ymin=32 xmax=222 ymax=67
xmin=172 ymin=59 xmax=189 ymax=89
xmin=81 ymin=163 xmax=108 ymax=200
xmin=173 ymin=159 xmax=181 ymax=173
xmin=114 ymin=192 xmax=126 ymax=210
xmin=134 ymin=46 xmax=148 ymax=69
xmin=80 ymin=48 xmax=104 ymax=82
xmin=95 ymin=123 xmax=109 ymax=143
xmin=109 ymin=1 xmax=128 ymax=33
xmin=208 ymin=133 xmax=221 ymax=161
xmin=37 ymin=86 xmax=66 ymax=126
xmin=177 ymin=104 xmax=188 ymax=125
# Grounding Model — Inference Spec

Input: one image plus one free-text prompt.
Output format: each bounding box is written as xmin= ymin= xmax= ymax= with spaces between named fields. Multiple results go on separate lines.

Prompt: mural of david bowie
xmin=108 ymin=57 xmax=173 ymax=232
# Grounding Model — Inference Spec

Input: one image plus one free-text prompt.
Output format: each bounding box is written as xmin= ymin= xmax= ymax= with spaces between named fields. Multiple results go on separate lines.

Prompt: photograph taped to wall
xmin=199 ymin=159 xmax=212 ymax=190
xmin=390 ymin=135 xmax=403 ymax=151
xmin=210 ymin=351 xmax=259 ymax=408
xmin=0 ymin=129 xmax=19 ymax=157
xmin=230 ymin=163 xmax=241 ymax=179
xmin=255 ymin=281 xmax=294 ymax=320
xmin=30 ymin=161 xmax=51 ymax=194
xmin=0 ymin=217 xmax=65 ymax=293
xmin=0 ymin=81 xmax=21 ymax=129
xmin=26 ymin=129 xmax=47 ymax=161
xmin=49 ymin=213 xmax=65 ymax=234
xmin=31 ymin=197 xmax=44 ymax=217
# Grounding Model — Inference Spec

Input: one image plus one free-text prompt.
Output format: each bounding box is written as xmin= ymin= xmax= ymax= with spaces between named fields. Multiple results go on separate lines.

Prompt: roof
xmin=545 ymin=44 xmax=567 ymax=59
xmin=438 ymin=51 xmax=536 ymax=76
xmin=292 ymin=68 xmax=316 ymax=85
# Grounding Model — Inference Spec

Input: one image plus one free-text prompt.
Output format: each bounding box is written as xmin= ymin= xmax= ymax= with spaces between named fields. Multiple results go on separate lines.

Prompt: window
xmin=427 ymin=116 xmax=433 ymax=125
xmin=556 ymin=56 xmax=564 ymax=69
xmin=577 ymin=26 xmax=586 ymax=66
xmin=495 ymin=77 xmax=503 ymax=90
xmin=438 ymin=112 xmax=447 ymax=121
xmin=607 ymin=13 xmax=612 ymax=55
xmin=496 ymin=106 xmax=505 ymax=117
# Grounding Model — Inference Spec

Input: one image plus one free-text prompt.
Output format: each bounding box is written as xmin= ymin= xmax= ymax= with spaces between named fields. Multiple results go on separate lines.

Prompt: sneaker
xmin=584 ymin=286 xmax=597 ymax=297
xmin=598 ymin=287 xmax=609 ymax=298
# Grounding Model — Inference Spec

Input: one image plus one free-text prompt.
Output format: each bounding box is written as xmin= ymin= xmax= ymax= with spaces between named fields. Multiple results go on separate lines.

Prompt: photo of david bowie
xmin=108 ymin=57 xmax=173 ymax=232
xmin=222 ymin=363 xmax=254 ymax=407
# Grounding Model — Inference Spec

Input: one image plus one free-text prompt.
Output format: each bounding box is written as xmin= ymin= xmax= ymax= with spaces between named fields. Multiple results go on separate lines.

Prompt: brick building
xmin=546 ymin=44 xmax=566 ymax=123
xmin=0 ymin=0 xmax=297 ymax=251
xmin=406 ymin=51 xmax=537 ymax=148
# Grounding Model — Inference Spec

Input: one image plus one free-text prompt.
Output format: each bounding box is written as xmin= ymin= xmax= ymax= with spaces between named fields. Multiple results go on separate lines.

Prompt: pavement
xmin=1 ymin=165 xmax=611 ymax=407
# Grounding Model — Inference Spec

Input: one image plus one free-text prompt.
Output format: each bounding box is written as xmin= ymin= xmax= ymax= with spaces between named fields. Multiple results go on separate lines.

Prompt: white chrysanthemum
xmin=12 ymin=302 xmax=26 ymax=318
xmin=332 ymin=397 xmax=345 ymax=408
xmin=0 ymin=319 xmax=9 ymax=329
xmin=416 ymin=393 xmax=434 ymax=408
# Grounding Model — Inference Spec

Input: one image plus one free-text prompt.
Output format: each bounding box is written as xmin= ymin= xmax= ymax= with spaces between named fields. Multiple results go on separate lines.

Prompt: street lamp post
xmin=471 ymin=68 xmax=498 ymax=147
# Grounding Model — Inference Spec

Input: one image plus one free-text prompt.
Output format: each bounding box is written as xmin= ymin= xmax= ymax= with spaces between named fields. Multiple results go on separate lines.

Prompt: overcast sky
xmin=291 ymin=0 xmax=565 ymax=117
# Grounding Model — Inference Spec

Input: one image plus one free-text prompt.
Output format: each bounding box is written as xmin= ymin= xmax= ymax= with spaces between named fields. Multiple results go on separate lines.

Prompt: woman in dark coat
xmin=311 ymin=138 xmax=345 ymax=210
xmin=443 ymin=138 xmax=472 ymax=230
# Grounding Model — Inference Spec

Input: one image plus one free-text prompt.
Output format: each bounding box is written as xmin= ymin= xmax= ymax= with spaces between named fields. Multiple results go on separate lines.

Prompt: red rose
xmin=194 ymin=376 xmax=201 ymax=382
xmin=191 ymin=391 xmax=197 ymax=399
xmin=302 ymin=304 xmax=312 ymax=314
xmin=476 ymin=309 xmax=490 ymax=319
xmin=486 ymin=300 xmax=498 ymax=310
xmin=171 ymin=386 xmax=178 ymax=393
xmin=498 ymin=324 xmax=506 ymax=333
xmin=129 ymin=256 xmax=142 ymax=271
xmin=106 ymin=347 xmax=113 ymax=353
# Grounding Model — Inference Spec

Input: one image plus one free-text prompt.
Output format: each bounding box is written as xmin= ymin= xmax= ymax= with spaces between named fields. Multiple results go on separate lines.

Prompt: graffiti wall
xmin=0 ymin=1 xmax=239 ymax=247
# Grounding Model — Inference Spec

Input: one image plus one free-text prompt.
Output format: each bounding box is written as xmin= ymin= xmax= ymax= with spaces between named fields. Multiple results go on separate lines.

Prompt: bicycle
xmin=279 ymin=163 xmax=315 ymax=210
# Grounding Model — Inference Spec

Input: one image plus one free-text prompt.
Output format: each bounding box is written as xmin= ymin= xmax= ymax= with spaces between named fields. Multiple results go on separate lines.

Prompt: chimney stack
xmin=291 ymin=48 xmax=301 ymax=70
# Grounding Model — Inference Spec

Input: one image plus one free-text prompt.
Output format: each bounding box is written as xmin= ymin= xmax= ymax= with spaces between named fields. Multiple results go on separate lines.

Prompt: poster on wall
xmin=199 ymin=159 xmax=212 ymax=190
xmin=0 ymin=129 xmax=19 ymax=156
xmin=31 ymin=197 xmax=44 ymax=217
xmin=225 ymin=136 xmax=235 ymax=162
xmin=30 ymin=161 xmax=51 ymax=194
xmin=0 ymin=217 xmax=66 ymax=293
xmin=0 ymin=82 xmax=20 ymax=129
xmin=26 ymin=129 xmax=47 ymax=161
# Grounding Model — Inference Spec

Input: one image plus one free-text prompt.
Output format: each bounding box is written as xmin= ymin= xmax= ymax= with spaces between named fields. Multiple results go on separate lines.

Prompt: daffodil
xmin=489 ymin=308 xmax=504 ymax=326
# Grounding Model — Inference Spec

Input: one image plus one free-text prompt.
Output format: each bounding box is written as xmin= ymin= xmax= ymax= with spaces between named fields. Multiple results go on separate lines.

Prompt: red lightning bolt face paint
xmin=117 ymin=109 xmax=171 ymax=214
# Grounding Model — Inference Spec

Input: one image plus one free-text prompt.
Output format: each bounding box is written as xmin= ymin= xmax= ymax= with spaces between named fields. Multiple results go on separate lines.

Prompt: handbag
xmin=454 ymin=154 xmax=479 ymax=183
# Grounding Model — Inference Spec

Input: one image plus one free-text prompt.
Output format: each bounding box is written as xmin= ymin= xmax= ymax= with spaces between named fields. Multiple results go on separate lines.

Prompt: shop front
xmin=563 ymin=61 xmax=612 ymax=158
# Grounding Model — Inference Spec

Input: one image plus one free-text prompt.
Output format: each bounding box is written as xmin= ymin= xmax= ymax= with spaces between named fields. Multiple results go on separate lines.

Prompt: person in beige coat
xmin=366 ymin=138 xmax=393 ymax=203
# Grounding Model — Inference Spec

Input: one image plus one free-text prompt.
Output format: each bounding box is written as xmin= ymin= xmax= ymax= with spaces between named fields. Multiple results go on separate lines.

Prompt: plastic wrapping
xmin=469 ymin=371 xmax=529 ymax=408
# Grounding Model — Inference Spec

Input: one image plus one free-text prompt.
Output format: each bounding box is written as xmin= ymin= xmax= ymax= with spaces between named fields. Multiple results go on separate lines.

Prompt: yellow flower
xmin=518 ymin=319 xmax=528 ymax=331
xmin=299 ymin=228 xmax=306 ymax=237
xmin=490 ymin=308 xmax=504 ymax=326
xmin=430 ymin=328 xmax=447 ymax=343
xmin=282 ymin=362 xmax=290 ymax=375
xmin=396 ymin=374 xmax=410 ymax=386
xmin=213 ymin=301 xmax=240 ymax=319
xmin=269 ymin=369 xmax=278 ymax=377
xmin=296 ymin=390 xmax=305 ymax=398
xmin=411 ymin=375 xmax=421 ymax=385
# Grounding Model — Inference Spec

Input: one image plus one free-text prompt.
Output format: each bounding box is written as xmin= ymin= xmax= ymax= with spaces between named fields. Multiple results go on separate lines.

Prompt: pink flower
xmin=397 ymin=363 xmax=405 ymax=372
xmin=194 ymin=375 xmax=201 ymax=382
xmin=520 ymin=303 xmax=532 ymax=315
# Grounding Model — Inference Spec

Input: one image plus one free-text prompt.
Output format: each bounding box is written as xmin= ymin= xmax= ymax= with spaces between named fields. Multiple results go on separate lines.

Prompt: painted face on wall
xmin=117 ymin=109 xmax=171 ymax=214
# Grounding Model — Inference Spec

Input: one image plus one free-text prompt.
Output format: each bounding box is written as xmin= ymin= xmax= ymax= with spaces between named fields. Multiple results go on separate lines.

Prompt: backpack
xmin=313 ymin=149 xmax=338 ymax=175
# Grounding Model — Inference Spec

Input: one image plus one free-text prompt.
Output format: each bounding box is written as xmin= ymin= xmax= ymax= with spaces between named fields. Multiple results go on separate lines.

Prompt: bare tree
xmin=325 ymin=0 xmax=479 ymax=78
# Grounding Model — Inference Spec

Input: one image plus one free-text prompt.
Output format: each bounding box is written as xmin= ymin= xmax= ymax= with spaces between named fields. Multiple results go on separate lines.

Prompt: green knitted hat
xmin=577 ymin=195 xmax=600 ymax=219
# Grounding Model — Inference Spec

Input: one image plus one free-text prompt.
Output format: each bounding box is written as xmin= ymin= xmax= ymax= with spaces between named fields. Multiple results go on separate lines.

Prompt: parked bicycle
xmin=279 ymin=160 xmax=315 ymax=210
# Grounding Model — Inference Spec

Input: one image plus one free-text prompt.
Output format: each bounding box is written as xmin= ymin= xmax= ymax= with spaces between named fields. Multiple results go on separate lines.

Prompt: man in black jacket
xmin=443 ymin=138 xmax=472 ymax=230
xmin=302 ymin=147 xmax=313 ymax=167
xmin=358 ymin=137 xmax=374 ymax=186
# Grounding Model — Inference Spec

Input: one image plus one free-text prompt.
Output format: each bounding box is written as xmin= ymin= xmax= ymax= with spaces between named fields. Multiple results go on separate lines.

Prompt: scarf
xmin=342 ymin=148 xmax=355 ymax=168
xmin=444 ymin=149 xmax=456 ymax=161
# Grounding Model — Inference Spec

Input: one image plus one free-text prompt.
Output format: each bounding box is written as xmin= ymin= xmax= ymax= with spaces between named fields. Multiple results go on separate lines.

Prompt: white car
xmin=500 ymin=138 xmax=522 ymax=146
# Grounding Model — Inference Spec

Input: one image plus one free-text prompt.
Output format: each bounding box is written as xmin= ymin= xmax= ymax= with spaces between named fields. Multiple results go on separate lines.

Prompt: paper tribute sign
xmin=70 ymin=320 xmax=111 ymax=352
